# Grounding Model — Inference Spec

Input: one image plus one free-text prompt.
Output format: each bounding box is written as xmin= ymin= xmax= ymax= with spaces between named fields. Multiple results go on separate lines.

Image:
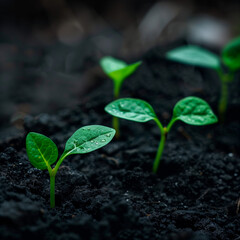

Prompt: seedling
xmin=26 ymin=125 xmax=115 ymax=208
xmin=105 ymin=97 xmax=217 ymax=173
xmin=166 ymin=36 xmax=240 ymax=121
xmin=100 ymin=56 xmax=142 ymax=138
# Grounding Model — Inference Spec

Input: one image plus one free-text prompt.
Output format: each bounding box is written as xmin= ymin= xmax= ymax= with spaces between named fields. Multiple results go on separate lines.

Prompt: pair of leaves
xmin=166 ymin=36 xmax=240 ymax=71
xmin=105 ymin=97 xmax=218 ymax=126
xmin=26 ymin=125 xmax=115 ymax=170
xmin=100 ymin=56 xmax=142 ymax=84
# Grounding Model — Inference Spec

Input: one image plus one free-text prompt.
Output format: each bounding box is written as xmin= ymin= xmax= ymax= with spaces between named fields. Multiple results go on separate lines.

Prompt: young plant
xmin=26 ymin=125 xmax=115 ymax=208
xmin=166 ymin=36 xmax=240 ymax=122
xmin=100 ymin=56 xmax=142 ymax=138
xmin=105 ymin=97 xmax=217 ymax=173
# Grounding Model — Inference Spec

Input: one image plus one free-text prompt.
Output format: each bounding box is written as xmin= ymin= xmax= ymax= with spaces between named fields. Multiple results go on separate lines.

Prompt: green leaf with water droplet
xmin=105 ymin=98 xmax=157 ymax=122
xmin=62 ymin=125 xmax=115 ymax=157
xmin=172 ymin=96 xmax=218 ymax=125
xmin=222 ymin=36 xmax=240 ymax=71
xmin=26 ymin=132 xmax=58 ymax=170
xmin=166 ymin=45 xmax=221 ymax=70
xmin=100 ymin=56 xmax=142 ymax=83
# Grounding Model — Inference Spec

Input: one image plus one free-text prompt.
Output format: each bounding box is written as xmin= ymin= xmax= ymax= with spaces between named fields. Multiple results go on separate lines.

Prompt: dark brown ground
xmin=0 ymin=43 xmax=240 ymax=239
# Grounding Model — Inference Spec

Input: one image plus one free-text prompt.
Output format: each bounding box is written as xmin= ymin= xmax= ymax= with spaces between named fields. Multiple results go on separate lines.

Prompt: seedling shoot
xmin=166 ymin=36 xmax=240 ymax=122
xmin=105 ymin=97 xmax=217 ymax=173
xmin=26 ymin=125 xmax=115 ymax=208
xmin=100 ymin=56 xmax=142 ymax=138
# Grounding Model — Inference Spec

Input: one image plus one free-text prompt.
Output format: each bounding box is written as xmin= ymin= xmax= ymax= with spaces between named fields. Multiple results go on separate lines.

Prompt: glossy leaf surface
xmin=173 ymin=97 xmax=218 ymax=125
xmin=166 ymin=45 xmax=221 ymax=70
xmin=222 ymin=36 xmax=240 ymax=71
xmin=62 ymin=125 xmax=115 ymax=156
xmin=26 ymin=132 xmax=58 ymax=170
xmin=105 ymin=98 xmax=157 ymax=122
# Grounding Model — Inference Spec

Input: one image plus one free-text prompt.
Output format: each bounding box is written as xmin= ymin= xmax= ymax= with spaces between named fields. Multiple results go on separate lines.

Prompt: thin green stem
xmin=54 ymin=154 xmax=67 ymax=174
xmin=48 ymin=153 xmax=69 ymax=208
xmin=50 ymin=174 xmax=55 ymax=208
xmin=46 ymin=166 xmax=52 ymax=175
xmin=113 ymin=80 xmax=122 ymax=138
xmin=166 ymin=118 xmax=177 ymax=132
xmin=154 ymin=117 xmax=165 ymax=135
xmin=216 ymin=68 xmax=234 ymax=122
xmin=218 ymin=80 xmax=228 ymax=122
xmin=113 ymin=116 xmax=120 ymax=139
xmin=152 ymin=130 xmax=166 ymax=173
xmin=217 ymin=68 xmax=234 ymax=83
xmin=152 ymin=118 xmax=166 ymax=173
xmin=113 ymin=81 xmax=121 ymax=99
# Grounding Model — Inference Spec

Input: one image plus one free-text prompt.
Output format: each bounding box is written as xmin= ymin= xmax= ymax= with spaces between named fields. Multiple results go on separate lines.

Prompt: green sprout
xmin=105 ymin=97 xmax=217 ymax=173
xmin=26 ymin=125 xmax=115 ymax=208
xmin=100 ymin=56 xmax=142 ymax=138
xmin=166 ymin=36 xmax=240 ymax=122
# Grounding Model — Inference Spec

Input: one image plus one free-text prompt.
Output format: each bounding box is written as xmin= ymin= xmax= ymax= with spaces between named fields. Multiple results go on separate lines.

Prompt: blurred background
xmin=0 ymin=0 xmax=239 ymax=138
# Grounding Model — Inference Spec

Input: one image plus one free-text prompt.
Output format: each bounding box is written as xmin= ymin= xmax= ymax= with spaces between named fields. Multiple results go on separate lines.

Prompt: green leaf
xmin=100 ymin=56 xmax=142 ymax=83
xmin=100 ymin=57 xmax=127 ymax=74
xmin=222 ymin=36 xmax=240 ymax=71
xmin=105 ymin=98 xmax=157 ymax=122
xmin=166 ymin=45 xmax=221 ymax=70
xmin=172 ymin=96 xmax=218 ymax=125
xmin=62 ymin=125 xmax=115 ymax=156
xmin=26 ymin=132 xmax=58 ymax=170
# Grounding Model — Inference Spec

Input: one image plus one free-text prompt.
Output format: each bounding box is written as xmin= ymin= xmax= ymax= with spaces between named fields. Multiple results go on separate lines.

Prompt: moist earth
xmin=0 ymin=45 xmax=240 ymax=240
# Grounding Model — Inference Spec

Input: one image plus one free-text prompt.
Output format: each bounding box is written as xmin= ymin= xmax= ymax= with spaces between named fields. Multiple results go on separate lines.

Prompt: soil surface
xmin=0 ymin=44 xmax=240 ymax=240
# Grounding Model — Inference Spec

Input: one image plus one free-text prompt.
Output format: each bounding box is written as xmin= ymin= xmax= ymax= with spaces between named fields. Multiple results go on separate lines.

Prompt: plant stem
xmin=113 ymin=83 xmax=120 ymax=100
xmin=218 ymin=80 xmax=228 ymax=122
xmin=49 ymin=154 xmax=68 ymax=208
xmin=54 ymin=154 xmax=67 ymax=174
xmin=166 ymin=118 xmax=176 ymax=132
xmin=152 ymin=130 xmax=166 ymax=173
xmin=50 ymin=174 xmax=55 ymax=208
xmin=113 ymin=116 xmax=120 ymax=139
xmin=152 ymin=119 xmax=166 ymax=173
xmin=113 ymin=82 xmax=121 ymax=139
xmin=217 ymin=68 xmax=234 ymax=122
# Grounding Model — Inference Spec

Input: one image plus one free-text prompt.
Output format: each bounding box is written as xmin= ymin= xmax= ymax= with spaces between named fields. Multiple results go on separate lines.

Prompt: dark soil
xmin=0 ymin=44 xmax=240 ymax=240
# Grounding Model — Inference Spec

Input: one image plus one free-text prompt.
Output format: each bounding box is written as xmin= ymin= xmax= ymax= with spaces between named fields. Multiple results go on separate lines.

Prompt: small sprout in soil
xmin=26 ymin=125 xmax=115 ymax=208
xmin=100 ymin=56 xmax=142 ymax=138
xmin=105 ymin=97 xmax=217 ymax=173
xmin=166 ymin=36 xmax=240 ymax=122
xmin=100 ymin=56 xmax=142 ymax=99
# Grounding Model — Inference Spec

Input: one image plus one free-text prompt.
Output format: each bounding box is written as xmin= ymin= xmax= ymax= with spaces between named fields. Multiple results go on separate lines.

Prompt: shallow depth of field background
xmin=0 ymin=0 xmax=239 ymax=138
